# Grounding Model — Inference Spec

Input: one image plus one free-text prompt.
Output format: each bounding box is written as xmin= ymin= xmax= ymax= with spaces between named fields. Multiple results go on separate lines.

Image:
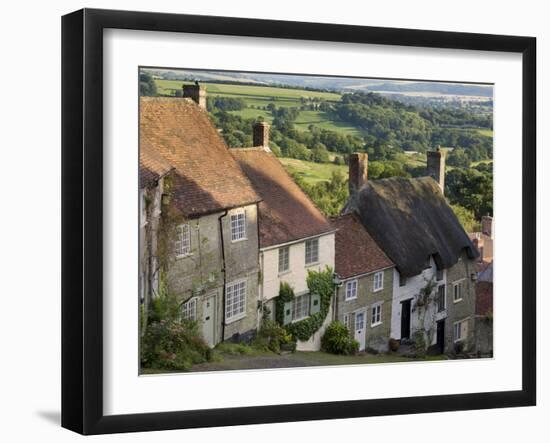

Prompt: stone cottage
xmin=331 ymin=213 xmax=395 ymax=352
xmin=139 ymin=88 xmax=263 ymax=347
xmin=231 ymin=126 xmax=336 ymax=351
xmin=343 ymin=151 xmax=479 ymax=354
xmin=474 ymin=261 xmax=493 ymax=355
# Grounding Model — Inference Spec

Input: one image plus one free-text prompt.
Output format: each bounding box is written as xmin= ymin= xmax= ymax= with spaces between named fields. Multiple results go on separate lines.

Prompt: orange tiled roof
xmin=139 ymin=143 xmax=173 ymax=188
xmin=139 ymin=97 xmax=261 ymax=217
xmin=230 ymin=148 xmax=334 ymax=248
xmin=332 ymin=213 xmax=394 ymax=279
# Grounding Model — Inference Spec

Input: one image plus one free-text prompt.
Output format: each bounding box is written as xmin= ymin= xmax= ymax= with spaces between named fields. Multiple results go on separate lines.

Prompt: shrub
xmin=253 ymin=319 xmax=294 ymax=354
xmin=321 ymin=321 xmax=359 ymax=355
xmin=140 ymin=319 xmax=211 ymax=371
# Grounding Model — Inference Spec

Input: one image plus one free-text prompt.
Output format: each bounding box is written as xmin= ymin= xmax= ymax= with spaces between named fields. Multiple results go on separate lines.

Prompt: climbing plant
xmin=275 ymin=267 xmax=335 ymax=342
xmin=412 ymin=276 xmax=438 ymax=350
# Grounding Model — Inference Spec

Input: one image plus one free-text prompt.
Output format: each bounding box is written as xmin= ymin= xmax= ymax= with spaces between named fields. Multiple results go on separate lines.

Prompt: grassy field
xmin=279 ymin=157 xmax=347 ymax=184
xmin=154 ymin=79 xmax=366 ymax=137
xmin=155 ymin=79 xmax=341 ymax=102
xmin=471 ymin=159 xmax=493 ymax=167
xmin=476 ymin=128 xmax=493 ymax=137
xmin=293 ymin=110 xmax=365 ymax=136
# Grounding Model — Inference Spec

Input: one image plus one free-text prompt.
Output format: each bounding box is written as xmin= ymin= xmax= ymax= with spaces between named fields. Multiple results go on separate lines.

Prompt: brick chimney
xmin=481 ymin=215 xmax=494 ymax=239
xmin=427 ymin=147 xmax=446 ymax=194
xmin=182 ymin=84 xmax=206 ymax=110
xmin=253 ymin=122 xmax=270 ymax=148
xmin=348 ymin=153 xmax=368 ymax=195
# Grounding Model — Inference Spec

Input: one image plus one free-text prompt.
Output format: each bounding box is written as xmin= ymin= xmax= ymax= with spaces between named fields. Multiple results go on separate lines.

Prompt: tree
xmin=139 ymin=71 xmax=157 ymax=96
xmin=451 ymin=204 xmax=481 ymax=233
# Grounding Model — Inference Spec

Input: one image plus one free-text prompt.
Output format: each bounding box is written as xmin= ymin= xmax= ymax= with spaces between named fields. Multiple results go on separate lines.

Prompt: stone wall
xmin=445 ymin=251 xmax=477 ymax=353
xmin=336 ymin=267 xmax=394 ymax=352
xmin=164 ymin=203 xmax=261 ymax=346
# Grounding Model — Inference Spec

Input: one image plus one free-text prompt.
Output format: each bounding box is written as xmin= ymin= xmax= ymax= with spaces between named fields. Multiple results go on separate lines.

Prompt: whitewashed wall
xmin=260 ymin=232 xmax=335 ymax=302
xmin=390 ymin=257 xmax=447 ymax=344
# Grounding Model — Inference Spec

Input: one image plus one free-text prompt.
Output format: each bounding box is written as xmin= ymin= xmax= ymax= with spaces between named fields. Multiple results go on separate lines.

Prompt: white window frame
xmin=355 ymin=310 xmax=365 ymax=331
xmin=437 ymin=284 xmax=446 ymax=312
xmin=305 ymin=238 xmax=319 ymax=266
xmin=291 ymin=293 xmax=311 ymax=322
xmin=453 ymin=279 xmax=464 ymax=303
xmin=278 ymin=246 xmax=290 ymax=274
xmin=371 ymin=303 xmax=382 ymax=327
xmin=225 ymin=279 xmax=247 ymax=322
xmin=373 ymin=271 xmax=384 ymax=292
xmin=181 ymin=297 xmax=198 ymax=322
xmin=175 ymin=223 xmax=191 ymax=258
xmin=230 ymin=210 xmax=247 ymax=242
xmin=343 ymin=313 xmax=351 ymax=331
xmin=345 ymin=279 xmax=358 ymax=301
xmin=454 ymin=318 xmax=468 ymax=342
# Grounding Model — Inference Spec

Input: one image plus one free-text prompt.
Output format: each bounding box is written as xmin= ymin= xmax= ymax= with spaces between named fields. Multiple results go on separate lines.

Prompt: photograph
xmin=138 ymin=68 xmax=494 ymax=374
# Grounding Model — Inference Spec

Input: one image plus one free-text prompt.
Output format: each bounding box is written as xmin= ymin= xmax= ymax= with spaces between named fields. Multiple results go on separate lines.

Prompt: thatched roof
xmin=345 ymin=176 xmax=479 ymax=278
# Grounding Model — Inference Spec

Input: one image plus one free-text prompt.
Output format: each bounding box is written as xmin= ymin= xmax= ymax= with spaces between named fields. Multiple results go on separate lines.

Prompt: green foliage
xmin=148 ymin=281 xmax=181 ymax=324
xmin=321 ymin=321 xmax=359 ymax=355
xmin=291 ymin=171 xmax=348 ymax=217
xmin=451 ymin=204 xmax=481 ymax=232
xmin=447 ymin=148 xmax=470 ymax=167
xmin=140 ymin=319 xmax=211 ymax=371
xmin=205 ymin=84 xmax=492 ymax=223
xmin=275 ymin=282 xmax=295 ymax=325
xmin=139 ymin=71 xmax=157 ymax=97
xmin=446 ymin=167 xmax=493 ymax=219
xmin=208 ymin=96 xmax=247 ymax=111
xmin=253 ymin=319 xmax=295 ymax=353
xmin=276 ymin=268 xmax=335 ymax=342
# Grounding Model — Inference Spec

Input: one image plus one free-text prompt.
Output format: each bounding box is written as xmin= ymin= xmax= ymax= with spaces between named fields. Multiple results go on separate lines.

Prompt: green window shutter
xmin=310 ymin=293 xmax=321 ymax=314
xmin=283 ymin=301 xmax=293 ymax=325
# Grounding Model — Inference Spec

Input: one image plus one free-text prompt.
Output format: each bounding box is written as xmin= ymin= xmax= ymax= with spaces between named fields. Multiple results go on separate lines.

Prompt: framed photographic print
xmin=61 ymin=8 xmax=536 ymax=435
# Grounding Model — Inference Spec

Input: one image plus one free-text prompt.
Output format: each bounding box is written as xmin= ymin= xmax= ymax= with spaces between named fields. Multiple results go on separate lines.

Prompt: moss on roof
xmin=346 ymin=176 xmax=479 ymax=278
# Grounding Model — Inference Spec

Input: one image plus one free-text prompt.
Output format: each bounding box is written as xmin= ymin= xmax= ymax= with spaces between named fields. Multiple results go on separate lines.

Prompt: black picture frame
xmin=62 ymin=8 xmax=536 ymax=435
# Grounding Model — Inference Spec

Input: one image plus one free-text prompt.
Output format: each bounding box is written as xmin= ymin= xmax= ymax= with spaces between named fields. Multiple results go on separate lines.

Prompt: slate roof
xmin=331 ymin=213 xmax=394 ymax=279
xmin=139 ymin=97 xmax=261 ymax=217
xmin=345 ymin=176 xmax=479 ymax=278
xmin=230 ymin=147 xmax=334 ymax=248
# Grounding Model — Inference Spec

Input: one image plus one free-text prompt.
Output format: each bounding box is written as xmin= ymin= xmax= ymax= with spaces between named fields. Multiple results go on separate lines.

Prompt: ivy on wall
xmin=275 ymin=267 xmax=335 ymax=342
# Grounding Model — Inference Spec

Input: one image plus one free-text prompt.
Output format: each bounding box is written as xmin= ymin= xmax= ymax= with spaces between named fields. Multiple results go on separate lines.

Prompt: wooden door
xmin=202 ymin=294 xmax=216 ymax=347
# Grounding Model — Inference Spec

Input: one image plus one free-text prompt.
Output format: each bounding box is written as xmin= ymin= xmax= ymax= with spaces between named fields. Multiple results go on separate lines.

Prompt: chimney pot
xmin=253 ymin=122 xmax=270 ymax=148
xmin=182 ymin=84 xmax=207 ymax=109
xmin=427 ymin=148 xmax=446 ymax=194
xmin=348 ymin=153 xmax=369 ymax=195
